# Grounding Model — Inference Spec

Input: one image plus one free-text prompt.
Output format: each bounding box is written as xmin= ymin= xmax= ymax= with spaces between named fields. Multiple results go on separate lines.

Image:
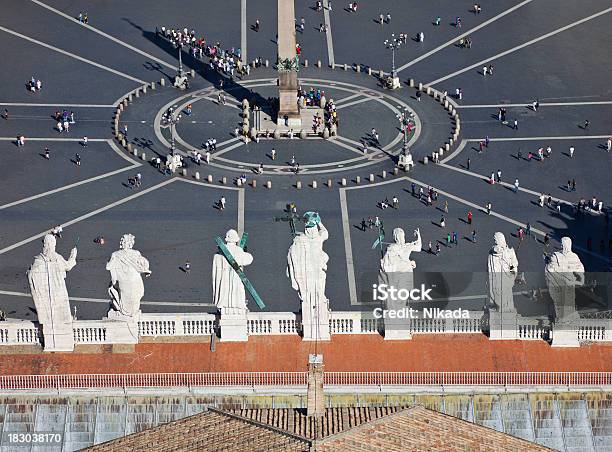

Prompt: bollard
xmin=304 ymin=59 xmax=308 ymax=67
xmin=382 ymin=170 xmax=386 ymax=179
xmin=445 ymin=143 xmax=450 ymax=152
xmin=127 ymin=143 xmax=133 ymax=152
xmin=132 ymin=148 xmax=138 ymax=156
xmin=300 ymin=129 xmax=307 ymax=139
xmin=327 ymin=179 xmax=332 ymax=188
xmin=222 ymin=177 xmax=227 ymax=184
xmin=393 ymin=167 xmax=399 ymax=175
xmin=423 ymin=156 xmax=428 ymax=165
xmin=120 ymin=138 xmax=126 ymax=147
xmin=265 ymin=59 xmax=269 ymax=67
xmin=251 ymin=60 xmax=256 ymax=68
xmin=160 ymin=77 xmax=165 ymax=87
xmin=367 ymin=67 xmax=372 ymax=75
xmin=190 ymin=69 xmax=196 ymax=78
xmin=237 ymin=178 xmax=242 ymax=187
xmin=207 ymin=175 xmax=213 ymax=183
xmin=379 ymin=69 xmax=384 ymax=78
xmin=341 ymin=178 xmax=347 ymax=186
xmin=266 ymin=180 xmax=271 ymax=189
xmin=142 ymin=85 xmax=147 ymax=94
xmin=369 ymin=174 xmax=374 ymax=183
xmin=322 ymin=127 xmax=330 ymax=139
xmin=195 ymin=172 xmax=200 ymax=180
xmin=117 ymin=107 xmax=122 ymax=116
xmin=182 ymin=168 xmax=187 ymax=176
xmin=128 ymin=93 xmax=133 ymax=102
xmin=343 ymin=63 xmax=348 ymax=71
xmin=444 ymin=100 xmax=449 ymax=109
xmin=296 ymin=181 xmax=302 ymax=189
xmin=409 ymin=79 xmax=414 ymax=87
xmin=355 ymin=64 xmax=361 ymax=72
xmin=150 ymin=81 xmax=156 ymax=90
xmin=122 ymin=99 xmax=128 ymax=107
xmin=252 ymin=179 xmax=256 ymax=188
xmin=356 ymin=176 xmax=361 ymax=184
xmin=426 ymin=86 xmax=431 ymax=95
xmin=135 ymin=89 xmax=140 ymax=98
xmin=317 ymin=60 xmax=322 ymax=68
xmin=440 ymin=148 xmax=444 ymax=156
xmin=450 ymin=138 xmax=454 ymax=146
xmin=141 ymin=152 xmax=146 ymax=160
xmin=312 ymin=181 xmax=317 ymax=189
xmin=418 ymin=83 xmax=423 ymax=91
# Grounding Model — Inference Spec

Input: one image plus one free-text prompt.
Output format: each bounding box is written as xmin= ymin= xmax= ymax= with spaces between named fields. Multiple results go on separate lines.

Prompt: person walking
xmin=75 ymin=153 xmax=81 ymax=166
xmin=583 ymin=119 xmax=590 ymax=130
xmin=569 ymin=146 xmax=574 ymax=158
xmin=82 ymin=136 xmax=88 ymax=147
xmin=606 ymin=137 xmax=611 ymax=152
xmin=271 ymin=148 xmax=276 ymax=160
xmin=220 ymin=196 xmax=226 ymax=210
xmin=472 ymin=230 xmax=477 ymax=243
xmin=184 ymin=260 xmax=191 ymax=275
xmin=514 ymin=178 xmax=520 ymax=193
xmin=467 ymin=158 xmax=470 ymax=170
xmin=513 ymin=119 xmax=518 ymax=130
xmin=44 ymin=147 xmax=50 ymax=159
xmin=467 ymin=211 xmax=473 ymax=224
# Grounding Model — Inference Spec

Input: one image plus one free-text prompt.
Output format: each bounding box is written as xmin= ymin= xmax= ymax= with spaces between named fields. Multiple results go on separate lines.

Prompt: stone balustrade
xmin=0 ymin=311 xmax=609 ymax=348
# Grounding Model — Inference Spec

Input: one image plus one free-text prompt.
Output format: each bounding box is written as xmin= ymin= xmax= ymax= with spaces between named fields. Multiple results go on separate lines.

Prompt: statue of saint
xmin=487 ymin=232 xmax=518 ymax=312
xmin=287 ymin=212 xmax=329 ymax=304
xmin=27 ymin=234 xmax=77 ymax=348
xmin=545 ymin=237 xmax=584 ymax=324
xmin=287 ymin=212 xmax=330 ymax=340
xmin=212 ymin=229 xmax=253 ymax=311
xmin=379 ymin=228 xmax=421 ymax=300
xmin=106 ymin=234 xmax=151 ymax=319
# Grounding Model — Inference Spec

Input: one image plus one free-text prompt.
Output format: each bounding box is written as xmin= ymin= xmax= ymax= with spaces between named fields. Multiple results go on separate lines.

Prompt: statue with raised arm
xmin=379 ymin=228 xmax=421 ymax=295
xmin=106 ymin=234 xmax=151 ymax=319
xmin=287 ymin=211 xmax=330 ymax=340
xmin=212 ymin=229 xmax=254 ymax=312
xmin=28 ymin=233 xmax=77 ymax=351
xmin=545 ymin=237 xmax=584 ymax=324
xmin=487 ymin=232 xmax=518 ymax=312
xmin=378 ymin=228 xmax=421 ymax=339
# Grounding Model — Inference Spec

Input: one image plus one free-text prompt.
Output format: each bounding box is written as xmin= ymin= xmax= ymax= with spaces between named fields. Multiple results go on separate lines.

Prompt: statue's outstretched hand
xmin=70 ymin=247 xmax=78 ymax=259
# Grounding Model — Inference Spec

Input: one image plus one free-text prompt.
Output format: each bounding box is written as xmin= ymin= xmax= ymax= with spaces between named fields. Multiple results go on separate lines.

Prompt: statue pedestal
xmin=104 ymin=311 xmax=140 ymax=344
xmin=488 ymin=310 xmax=518 ymax=340
xmin=41 ymin=323 xmax=74 ymax=352
xmin=551 ymin=326 xmax=579 ymax=347
xmin=301 ymin=298 xmax=330 ymax=341
xmin=219 ymin=307 xmax=248 ymax=342
xmin=383 ymin=328 xmax=412 ymax=340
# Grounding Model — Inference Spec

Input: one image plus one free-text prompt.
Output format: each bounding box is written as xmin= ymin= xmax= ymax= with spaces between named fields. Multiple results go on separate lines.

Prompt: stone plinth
xmin=489 ymin=310 xmax=518 ymax=340
xmin=41 ymin=323 xmax=74 ymax=352
xmin=219 ymin=307 xmax=248 ymax=342
xmin=277 ymin=0 xmax=300 ymax=126
xmin=301 ymin=298 xmax=330 ymax=341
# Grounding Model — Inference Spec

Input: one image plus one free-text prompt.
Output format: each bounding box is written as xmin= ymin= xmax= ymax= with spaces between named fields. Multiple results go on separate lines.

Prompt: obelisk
xmin=277 ymin=0 xmax=301 ymax=127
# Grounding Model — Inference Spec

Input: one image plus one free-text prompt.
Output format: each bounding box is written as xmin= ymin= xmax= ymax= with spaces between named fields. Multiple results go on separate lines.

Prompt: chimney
xmin=306 ymin=354 xmax=325 ymax=417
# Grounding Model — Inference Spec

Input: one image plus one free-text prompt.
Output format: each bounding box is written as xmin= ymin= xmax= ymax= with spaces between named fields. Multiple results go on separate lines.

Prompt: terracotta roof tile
xmin=84 ymin=406 xmax=554 ymax=452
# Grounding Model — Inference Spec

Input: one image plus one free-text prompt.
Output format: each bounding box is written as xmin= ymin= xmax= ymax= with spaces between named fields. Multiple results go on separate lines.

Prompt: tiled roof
xmin=84 ymin=407 xmax=310 ymax=452
xmin=313 ymin=406 xmax=553 ymax=451
xmin=84 ymin=406 xmax=553 ymax=451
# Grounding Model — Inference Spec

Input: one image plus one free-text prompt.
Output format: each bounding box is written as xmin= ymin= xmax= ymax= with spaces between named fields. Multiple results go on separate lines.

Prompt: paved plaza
xmin=0 ymin=0 xmax=611 ymax=321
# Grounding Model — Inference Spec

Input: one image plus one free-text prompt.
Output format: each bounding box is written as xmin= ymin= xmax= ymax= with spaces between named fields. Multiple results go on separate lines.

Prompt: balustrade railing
xmin=0 ymin=372 xmax=610 ymax=390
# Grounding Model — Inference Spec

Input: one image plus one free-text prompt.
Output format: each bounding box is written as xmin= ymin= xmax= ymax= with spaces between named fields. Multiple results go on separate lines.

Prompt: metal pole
xmin=391 ymin=47 xmax=396 ymax=77
xmin=178 ymin=45 xmax=183 ymax=77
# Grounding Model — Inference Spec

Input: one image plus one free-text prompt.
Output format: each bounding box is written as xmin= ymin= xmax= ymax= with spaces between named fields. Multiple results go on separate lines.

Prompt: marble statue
xmin=27 ymin=234 xmax=77 ymax=351
xmin=287 ymin=212 xmax=330 ymax=340
xmin=378 ymin=228 xmax=421 ymax=340
xmin=487 ymin=232 xmax=518 ymax=312
xmin=379 ymin=228 xmax=421 ymax=297
xmin=212 ymin=229 xmax=253 ymax=311
xmin=545 ymin=237 xmax=584 ymax=324
xmin=106 ymin=234 xmax=151 ymax=319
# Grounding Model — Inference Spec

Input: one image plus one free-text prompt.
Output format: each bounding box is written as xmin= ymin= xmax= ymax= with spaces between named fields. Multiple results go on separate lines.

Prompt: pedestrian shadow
xmin=213 ymin=202 xmax=222 ymax=210
xmin=432 ymin=220 xmax=444 ymax=228
xmin=179 ymin=266 xmax=189 ymax=274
